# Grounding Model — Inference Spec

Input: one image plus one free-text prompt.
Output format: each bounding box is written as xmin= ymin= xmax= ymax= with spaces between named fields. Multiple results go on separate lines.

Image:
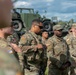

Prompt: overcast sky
xmin=14 ymin=0 xmax=76 ymax=21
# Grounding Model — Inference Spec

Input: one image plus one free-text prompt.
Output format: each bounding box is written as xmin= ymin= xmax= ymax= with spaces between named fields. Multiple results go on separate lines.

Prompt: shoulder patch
xmin=19 ymin=35 xmax=27 ymax=45
xmin=21 ymin=36 xmax=26 ymax=41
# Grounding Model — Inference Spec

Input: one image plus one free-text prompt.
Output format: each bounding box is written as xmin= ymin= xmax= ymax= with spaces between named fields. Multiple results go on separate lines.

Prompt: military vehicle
xmin=12 ymin=0 xmax=53 ymax=34
xmin=12 ymin=8 xmax=41 ymax=30
xmin=12 ymin=0 xmax=74 ymax=38
xmin=12 ymin=8 xmax=74 ymax=38
xmin=12 ymin=8 xmax=52 ymax=34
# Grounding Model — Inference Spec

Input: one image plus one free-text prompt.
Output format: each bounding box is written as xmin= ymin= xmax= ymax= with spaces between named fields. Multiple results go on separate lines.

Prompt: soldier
xmin=19 ymin=19 xmax=46 ymax=75
xmin=46 ymin=25 xmax=71 ymax=75
xmin=0 ymin=0 xmax=23 ymax=75
xmin=42 ymin=30 xmax=49 ymax=44
xmin=41 ymin=30 xmax=48 ymax=75
xmin=0 ymin=20 xmax=24 ymax=74
xmin=64 ymin=23 xmax=76 ymax=75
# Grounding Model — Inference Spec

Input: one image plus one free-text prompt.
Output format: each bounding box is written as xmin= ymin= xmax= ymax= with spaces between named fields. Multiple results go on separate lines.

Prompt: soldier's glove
xmin=59 ymin=61 xmax=71 ymax=70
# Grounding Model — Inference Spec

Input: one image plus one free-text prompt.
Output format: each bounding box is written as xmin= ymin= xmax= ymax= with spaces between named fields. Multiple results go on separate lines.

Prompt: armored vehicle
xmin=12 ymin=8 xmax=41 ymax=30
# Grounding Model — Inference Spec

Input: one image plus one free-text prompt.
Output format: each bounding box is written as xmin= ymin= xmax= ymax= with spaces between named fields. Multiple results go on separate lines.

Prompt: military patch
xmin=7 ymin=50 xmax=13 ymax=54
xmin=7 ymin=47 xmax=13 ymax=54
xmin=19 ymin=36 xmax=27 ymax=45
xmin=21 ymin=36 xmax=26 ymax=41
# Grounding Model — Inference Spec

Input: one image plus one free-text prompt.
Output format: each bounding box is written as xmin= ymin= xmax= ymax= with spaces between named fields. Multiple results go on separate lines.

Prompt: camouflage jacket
xmin=42 ymin=37 xmax=48 ymax=44
xmin=46 ymin=35 xmax=69 ymax=68
xmin=42 ymin=37 xmax=48 ymax=59
xmin=0 ymin=47 xmax=22 ymax=75
xmin=0 ymin=37 xmax=23 ymax=69
xmin=0 ymin=37 xmax=13 ymax=53
xmin=19 ymin=31 xmax=45 ymax=67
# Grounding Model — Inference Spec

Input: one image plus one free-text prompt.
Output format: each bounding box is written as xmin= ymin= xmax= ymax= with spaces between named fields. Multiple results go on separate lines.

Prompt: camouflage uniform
xmin=46 ymin=35 xmax=69 ymax=75
xmin=19 ymin=31 xmax=46 ymax=75
xmin=42 ymin=38 xmax=47 ymax=59
xmin=42 ymin=37 xmax=48 ymax=75
xmin=0 ymin=0 xmax=23 ymax=74
xmin=42 ymin=38 xmax=47 ymax=44
xmin=46 ymin=25 xmax=70 ymax=75
xmin=64 ymin=32 xmax=76 ymax=75
xmin=7 ymin=32 xmax=19 ymax=45
xmin=0 ymin=37 xmax=24 ymax=73
xmin=0 ymin=47 xmax=22 ymax=75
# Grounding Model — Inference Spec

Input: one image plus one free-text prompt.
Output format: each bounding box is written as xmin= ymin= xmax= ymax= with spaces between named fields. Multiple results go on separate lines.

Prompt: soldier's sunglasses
xmin=34 ymin=23 xmax=43 ymax=29
xmin=38 ymin=26 xmax=43 ymax=29
xmin=58 ymin=29 xmax=63 ymax=32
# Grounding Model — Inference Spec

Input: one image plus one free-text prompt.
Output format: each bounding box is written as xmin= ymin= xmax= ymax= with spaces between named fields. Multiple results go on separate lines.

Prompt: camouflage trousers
xmin=24 ymin=66 xmax=39 ymax=75
xmin=68 ymin=56 xmax=76 ymax=75
xmin=48 ymin=64 xmax=68 ymax=75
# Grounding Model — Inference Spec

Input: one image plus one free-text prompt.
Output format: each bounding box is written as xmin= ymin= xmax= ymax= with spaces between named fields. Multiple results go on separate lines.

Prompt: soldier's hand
xmin=36 ymin=44 xmax=43 ymax=49
xmin=60 ymin=61 xmax=71 ymax=70
xmin=72 ymin=54 xmax=76 ymax=57
xmin=10 ymin=43 xmax=22 ymax=52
